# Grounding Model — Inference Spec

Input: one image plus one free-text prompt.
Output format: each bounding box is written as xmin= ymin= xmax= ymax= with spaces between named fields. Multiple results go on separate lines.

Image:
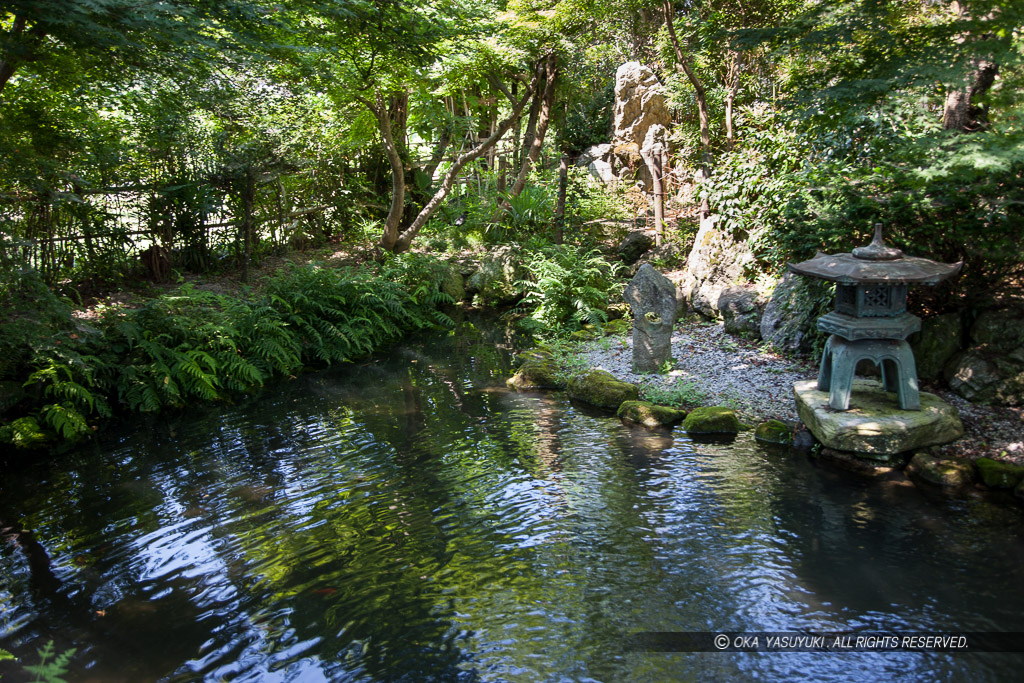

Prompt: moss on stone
xmin=754 ymin=419 xmax=792 ymax=445
xmin=683 ymin=406 xmax=742 ymax=434
xmin=617 ymin=400 xmax=686 ymax=429
xmin=975 ymin=457 xmax=1024 ymax=489
xmin=906 ymin=452 xmax=974 ymax=488
xmin=507 ymin=349 xmax=565 ymax=390
xmin=567 ymin=369 xmax=639 ymax=411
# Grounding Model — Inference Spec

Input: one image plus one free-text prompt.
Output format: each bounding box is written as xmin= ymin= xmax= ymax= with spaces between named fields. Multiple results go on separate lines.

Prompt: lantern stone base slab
xmin=794 ymin=379 xmax=964 ymax=458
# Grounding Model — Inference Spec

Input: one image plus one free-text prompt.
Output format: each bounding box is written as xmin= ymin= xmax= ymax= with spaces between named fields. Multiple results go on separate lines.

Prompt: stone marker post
xmin=624 ymin=264 xmax=677 ymax=373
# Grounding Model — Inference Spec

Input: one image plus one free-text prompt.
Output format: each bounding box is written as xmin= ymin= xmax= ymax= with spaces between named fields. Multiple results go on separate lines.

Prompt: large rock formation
xmin=675 ymin=213 xmax=774 ymax=337
xmin=465 ymin=245 xmax=523 ymax=306
xmin=759 ymin=272 xmax=825 ymax=353
xmin=610 ymin=62 xmax=670 ymax=188
xmin=613 ymin=62 xmax=670 ymax=153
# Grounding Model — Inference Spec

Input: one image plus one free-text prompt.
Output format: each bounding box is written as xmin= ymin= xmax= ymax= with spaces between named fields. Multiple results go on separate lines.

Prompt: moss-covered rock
xmin=683 ymin=406 xmax=742 ymax=434
xmin=975 ymin=457 xmax=1024 ymax=489
xmin=567 ymin=369 xmax=638 ymax=411
xmin=440 ymin=268 xmax=466 ymax=302
xmin=602 ymin=317 xmax=631 ymax=336
xmin=507 ymin=349 xmax=565 ymax=390
xmin=754 ymin=419 xmax=792 ymax=445
xmin=465 ymin=246 xmax=523 ymax=306
xmin=617 ymin=400 xmax=686 ymax=429
xmin=905 ymin=452 xmax=975 ymax=488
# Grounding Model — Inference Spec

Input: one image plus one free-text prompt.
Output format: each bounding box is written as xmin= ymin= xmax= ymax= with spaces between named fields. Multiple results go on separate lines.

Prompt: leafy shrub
xmin=516 ymin=243 xmax=623 ymax=336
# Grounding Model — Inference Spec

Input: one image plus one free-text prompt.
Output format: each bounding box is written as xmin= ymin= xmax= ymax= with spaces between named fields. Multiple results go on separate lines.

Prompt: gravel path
xmin=578 ymin=318 xmax=1024 ymax=463
xmin=579 ymin=318 xmax=817 ymax=422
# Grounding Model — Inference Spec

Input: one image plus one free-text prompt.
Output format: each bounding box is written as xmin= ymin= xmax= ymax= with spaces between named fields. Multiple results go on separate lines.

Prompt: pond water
xmin=2 ymin=319 xmax=1024 ymax=682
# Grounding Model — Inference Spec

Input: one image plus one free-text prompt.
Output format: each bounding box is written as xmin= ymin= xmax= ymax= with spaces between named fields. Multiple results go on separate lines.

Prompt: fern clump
xmin=516 ymin=243 xmax=623 ymax=337
xmin=1 ymin=261 xmax=454 ymax=451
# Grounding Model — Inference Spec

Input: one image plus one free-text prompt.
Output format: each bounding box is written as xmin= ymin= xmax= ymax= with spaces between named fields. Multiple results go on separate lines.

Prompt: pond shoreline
xmin=559 ymin=316 xmax=1024 ymax=468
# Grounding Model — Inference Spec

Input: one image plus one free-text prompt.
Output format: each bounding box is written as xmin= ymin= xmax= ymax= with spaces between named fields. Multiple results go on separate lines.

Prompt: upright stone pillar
xmin=624 ymin=264 xmax=677 ymax=373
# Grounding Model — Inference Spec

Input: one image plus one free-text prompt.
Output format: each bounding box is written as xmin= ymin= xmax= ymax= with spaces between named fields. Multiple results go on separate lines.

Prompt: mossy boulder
xmin=440 ymin=268 xmax=466 ymax=302
xmin=567 ymin=369 xmax=638 ymax=411
xmin=507 ymin=349 xmax=565 ymax=390
xmin=974 ymin=457 xmax=1024 ymax=489
xmin=905 ymin=452 xmax=975 ymax=488
xmin=617 ymin=400 xmax=686 ymax=429
xmin=754 ymin=419 xmax=792 ymax=445
xmin=683 ymin=406 xmax=742 ymax=435
xmin=465 ymin=245 xmax=523 ymax=306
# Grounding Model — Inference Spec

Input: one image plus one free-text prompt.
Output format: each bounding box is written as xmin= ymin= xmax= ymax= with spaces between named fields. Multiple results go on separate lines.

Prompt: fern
xmin=24 ymin=641 xmax=76 ymax=683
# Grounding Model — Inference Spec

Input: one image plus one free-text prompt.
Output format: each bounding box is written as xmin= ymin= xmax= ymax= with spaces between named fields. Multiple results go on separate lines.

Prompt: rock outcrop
xmin=946 ymin=308 xmax=1024 ymax=406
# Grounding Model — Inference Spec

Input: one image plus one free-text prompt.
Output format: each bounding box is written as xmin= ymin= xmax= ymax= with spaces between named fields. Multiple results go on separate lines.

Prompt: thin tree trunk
xmin=423 ymin=131 xmax=450 ymax=180
xmin=555 ymin=153 xmax=568 ymax=244
xmin=510 ymin=53 xmax=558 ymax=197
xmin=663 ymin=1 xmax=712 ymax=177
xmin=359 ymin=92 xmax=407 ymax=252
xmin=241 ymin=167 xmax=255 ymax=284
xmin=725 ymin=51 xmax=742 ymax=151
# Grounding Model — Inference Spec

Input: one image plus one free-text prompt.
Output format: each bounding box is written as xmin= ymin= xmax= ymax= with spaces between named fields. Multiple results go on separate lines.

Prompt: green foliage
xmin=516 ymin=243 xmax=623 ymax=336
xmin=0 ymin=260 xmax=454 ymax=451
xmin=24 ymin=641 xmax=76 ymax=683
xmin=641 ymin=380 xmax=707 ymax=409
xmin=497 ymin=184 xmax=554 ymax=240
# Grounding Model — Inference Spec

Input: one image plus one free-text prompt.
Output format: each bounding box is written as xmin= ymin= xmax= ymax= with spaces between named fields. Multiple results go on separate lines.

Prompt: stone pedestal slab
xmin=794 ymin=379 xmax=963 ymax=458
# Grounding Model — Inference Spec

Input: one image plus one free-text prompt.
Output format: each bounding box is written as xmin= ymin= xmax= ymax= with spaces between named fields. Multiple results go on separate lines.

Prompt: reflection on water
xmin=2 ymin=318 xmax=1023 ymax=682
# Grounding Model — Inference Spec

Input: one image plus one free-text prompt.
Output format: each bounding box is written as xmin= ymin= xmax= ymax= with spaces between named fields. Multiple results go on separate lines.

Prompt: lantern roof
xmin=787 ymin=225 xmax=963 ymax=286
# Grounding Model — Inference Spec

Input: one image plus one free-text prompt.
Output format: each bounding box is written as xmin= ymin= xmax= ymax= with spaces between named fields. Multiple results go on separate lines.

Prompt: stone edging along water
xmin=507 ymin=318 xmax=1024 ymax=504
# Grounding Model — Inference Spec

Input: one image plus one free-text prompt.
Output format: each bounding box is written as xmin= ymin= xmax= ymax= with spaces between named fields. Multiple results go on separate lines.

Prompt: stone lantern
xmin=789 ymin=225 xmax=962 ymax=412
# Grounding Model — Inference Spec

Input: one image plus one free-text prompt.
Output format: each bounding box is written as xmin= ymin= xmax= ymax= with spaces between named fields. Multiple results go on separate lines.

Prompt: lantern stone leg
xmin=817 ymin=335 xmax=921 ymax=411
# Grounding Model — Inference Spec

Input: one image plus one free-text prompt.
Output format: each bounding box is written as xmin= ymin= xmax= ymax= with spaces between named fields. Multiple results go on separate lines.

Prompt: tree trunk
xmin=510 ymin=53 xmax=558 ymax=197
xmin=360 ymin=93 xmax=408 ymax=252
xmin=0 ymin=16 xmax=46 ymax=97
xmin=663 ymin=1 xmax=712 ymax=177
xmin=554 ymin=153 xmax=568 ymax=244
xmin=942 ymin=1 xmax=999 ymax=133
xmin=725 ymin=51 xmax=742 ymax=151
xmin=942 ymin=58 xmax=998 ymax=132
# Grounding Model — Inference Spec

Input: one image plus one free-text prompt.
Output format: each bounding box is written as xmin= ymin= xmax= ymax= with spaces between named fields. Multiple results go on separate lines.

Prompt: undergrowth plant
xmin=516 ymin=243 xmax=623 ymax=337
xmin=0 ymin=260 xmax=454 ymax=452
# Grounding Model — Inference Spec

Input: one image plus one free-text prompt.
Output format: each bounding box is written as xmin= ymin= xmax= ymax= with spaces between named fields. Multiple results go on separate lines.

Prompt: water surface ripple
xmin=2 ymin=321 xmax=1023 ymax=682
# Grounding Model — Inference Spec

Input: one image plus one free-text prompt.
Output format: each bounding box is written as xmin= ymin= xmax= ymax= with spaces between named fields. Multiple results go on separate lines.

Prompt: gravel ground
xmin=579 ymin=317 xmax=1024 ymax=463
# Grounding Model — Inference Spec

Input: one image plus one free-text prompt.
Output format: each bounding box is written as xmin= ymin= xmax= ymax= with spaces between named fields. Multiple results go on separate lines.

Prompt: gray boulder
xmin=624 ymin=264 xmax=677 ymax=373
xmin=718 ymin=286 xmax=763 ymax=339
xmin=618 ymin=231 xmax=654 ymax=265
